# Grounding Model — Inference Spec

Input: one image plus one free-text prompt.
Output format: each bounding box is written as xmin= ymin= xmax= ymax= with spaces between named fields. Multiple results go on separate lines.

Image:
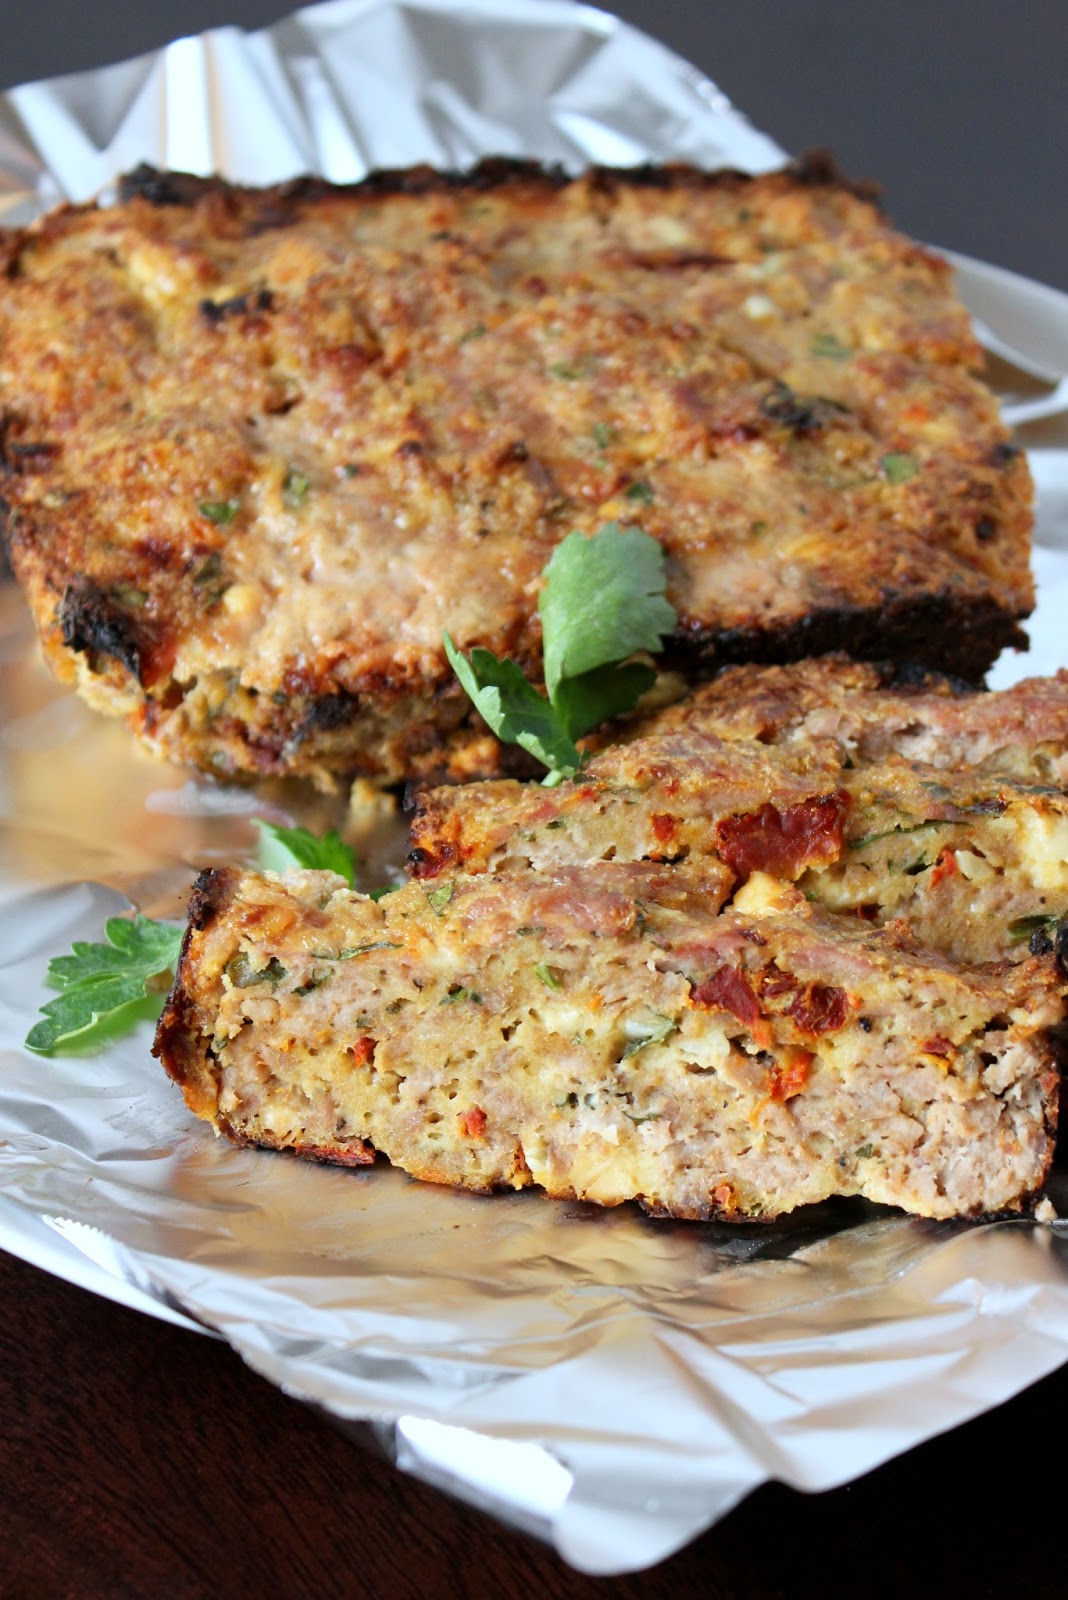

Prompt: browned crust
xmin=668 ymin=591 xmax=1027 ymax=683
xmin=114 ymin=149 xmax=881 ymax=218
xmin=0 ymin=153 xmax=1032 ymax=781
xmin=153 ymin=867 xmax=240 ymax=1113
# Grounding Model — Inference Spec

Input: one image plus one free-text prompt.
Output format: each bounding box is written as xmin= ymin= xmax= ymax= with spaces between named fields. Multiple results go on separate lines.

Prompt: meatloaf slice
xmin=154 ymin=865 xmax=1062 ymax=1221
xmin=640 ymin=656 xmax=1068 ymax=784
xmin=408 ymin=663 xmax=1068 ymax=965
xmin=0 ymin=157 xmax=1031 ymax=785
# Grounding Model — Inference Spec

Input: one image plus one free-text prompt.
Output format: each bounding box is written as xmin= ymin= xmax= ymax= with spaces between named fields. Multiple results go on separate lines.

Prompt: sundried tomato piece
xmin=691 ymin=965 xmax=761 ymax=1026
xmin=789 ymin=984 xmax=849 ymax=1036
xmin=715 ymin=792 xmax=848 ymax=882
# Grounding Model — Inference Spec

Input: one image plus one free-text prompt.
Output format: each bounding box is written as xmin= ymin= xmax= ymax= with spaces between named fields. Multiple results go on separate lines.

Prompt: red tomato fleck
xmin=350 ymin=1035 xmax=377 ymax=1068
xmin=930 ymin=849 xmax=958 ymax=886
xmin=788 ymin=984 xmax=849 ymax=1036
xmin=768 ymin=1050 xmax=814 ymax=1101
xmin=715 ymin=793 xmax=848 ymax=882
xmin=460 ymin=1106 xmax=488 ymax=1139
xmin=651 ymin=813 xmax=678 ymax=844
xmin=691 ymin=965 xmax=761 ymax=1026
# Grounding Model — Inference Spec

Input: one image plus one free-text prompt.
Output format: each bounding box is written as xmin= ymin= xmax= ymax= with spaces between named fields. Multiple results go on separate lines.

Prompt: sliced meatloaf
xmin=154 ymin=864 xmax=1062 ymax=1221
xmin=408 ymin=660 xmax=1068 ymax=965
xmin=0 ymin=157 xmax=1031 ymax=785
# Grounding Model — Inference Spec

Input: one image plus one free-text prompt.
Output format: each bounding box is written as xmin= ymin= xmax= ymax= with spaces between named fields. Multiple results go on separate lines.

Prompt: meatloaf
xmin=154 ymin=864 xmax=1062 ymax=1221
xmin=409 ymin=659 xmax=1068 ymax=965
xmin=0 ymin=156 xmax=1031 ymax=785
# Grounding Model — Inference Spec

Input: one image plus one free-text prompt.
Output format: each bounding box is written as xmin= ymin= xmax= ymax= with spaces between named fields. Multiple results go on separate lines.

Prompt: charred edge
xmin=211 ymin=1114 xmax=378 ymax=1168
xmin=787 ymin=148 xmax=884 ymax=207
xmin=406 ymin=839 xmax=460 ymax=880
xmin=268 ymin=1138 xmax=377 ymax=1169
xmin=0 ymin=415 xmax=59 ymax=476
xmin=152 ymin=866 xmax=240 ymax=1082
xmin=115 ymin=151 xmax=877 ymax=219
xmin=186 ymin=865 xmax=241 ymax=936
xmin=59 ymin=579 xmax=143 ymax=680
xmin=880 ymin=658 xmax=981 ymax=697
xmin=118 ymin=164 xmax=222 ymax=206
xmin=759 ymin=383 xmax=849 ymax=436
xmin=199 ymin=288 xmax=274 ymax=325
xmin=289 ymin=690 xmax=362 ymax=742
xmin=670 ymin=593 xmax=1029 ymax=686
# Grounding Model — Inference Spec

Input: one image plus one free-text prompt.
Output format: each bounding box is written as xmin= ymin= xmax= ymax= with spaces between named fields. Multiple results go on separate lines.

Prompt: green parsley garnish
xmin=444 ymin=522 xmax=675 ymax=786
xmin=254 ymin=821 xmax=356 ymax=885
xmin=282 ymin=466 xmax=311 ymax=509
xmin=459 ymin=323 xmax=487 ymax=343
xmin=881 ymin=452 xmax=920 ymax=485
xmin=199 ymin=498 xmax=240 ymax=524
xmin=25 ymin=915 xmax=184 ymax=1055
xmin=533 ymin=962 xmax=562 ymax=990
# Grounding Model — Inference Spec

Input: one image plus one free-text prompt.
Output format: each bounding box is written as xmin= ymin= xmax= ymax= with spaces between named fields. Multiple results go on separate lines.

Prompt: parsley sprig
xmin=25 ymin=915 xmax=185 ymax=1055
xmin=444 ymin=522 xmax=676 ymax=785
xmin=25 ymin=824 xmax=378 ymax=1054
xmin=254 ymin=820 xmax=357 ymax=884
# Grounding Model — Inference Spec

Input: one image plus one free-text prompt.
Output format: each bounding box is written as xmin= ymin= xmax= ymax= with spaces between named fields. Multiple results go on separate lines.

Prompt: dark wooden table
xmin=2 ymin=1244 xmax=1066 ymax=1599
xmin=4 ymin=4 xmax=1068 ymax=1596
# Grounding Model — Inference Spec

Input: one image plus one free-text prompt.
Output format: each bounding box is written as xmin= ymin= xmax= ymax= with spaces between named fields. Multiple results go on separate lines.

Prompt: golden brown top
xmin=0 ymin=158 xmax=1032 ymax=743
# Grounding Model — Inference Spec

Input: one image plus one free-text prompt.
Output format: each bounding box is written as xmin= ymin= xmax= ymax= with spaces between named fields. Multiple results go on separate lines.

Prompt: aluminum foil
xmin=2 ymin=0 xmax=1068 ymax=1575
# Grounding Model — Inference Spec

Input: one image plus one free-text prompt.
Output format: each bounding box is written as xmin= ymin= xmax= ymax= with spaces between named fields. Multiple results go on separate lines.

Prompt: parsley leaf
xmin=551 ymin=661 xmax=657 ymax=743
xmin=25 ymin=915 xmax=184 ymax=1055
xmin=255 ymin=821 xmax=356 ymax=885
xmin=445 ymin=523 xmax=676 ymax=783
xmin=443 ymin=635 xmax=584 ymax=781
xmin=539 ymin=524 xmax=675 ymax=703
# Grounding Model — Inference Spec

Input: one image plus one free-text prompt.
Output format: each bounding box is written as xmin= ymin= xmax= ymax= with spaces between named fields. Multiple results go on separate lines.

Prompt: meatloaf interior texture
xmin=410 ymin=658 xmax=1068 ymax=966
xmin=1 ymin=156 xmax=1032 ymax=786
xmin=155 ymin=864 xmax=1062 ymax=1222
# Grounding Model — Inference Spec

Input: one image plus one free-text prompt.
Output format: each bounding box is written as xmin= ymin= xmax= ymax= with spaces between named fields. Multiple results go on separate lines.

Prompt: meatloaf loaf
xmin=409 ymin=659 xmax=1068 ymax=965
xmin=154 ymin=864 xmax=1062 ymax=1221
xmin=0 ymin=156 xmax=1032 ymax=785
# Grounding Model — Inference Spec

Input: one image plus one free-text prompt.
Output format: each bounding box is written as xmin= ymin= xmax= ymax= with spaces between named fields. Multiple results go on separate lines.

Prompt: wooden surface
xmin=1 ymin=1242 xmax=1066 ymax=1599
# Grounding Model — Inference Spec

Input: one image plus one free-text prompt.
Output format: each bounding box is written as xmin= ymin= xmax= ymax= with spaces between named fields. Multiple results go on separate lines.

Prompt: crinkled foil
xmin=2 ymin=0 xmax=1068 ymax=1576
